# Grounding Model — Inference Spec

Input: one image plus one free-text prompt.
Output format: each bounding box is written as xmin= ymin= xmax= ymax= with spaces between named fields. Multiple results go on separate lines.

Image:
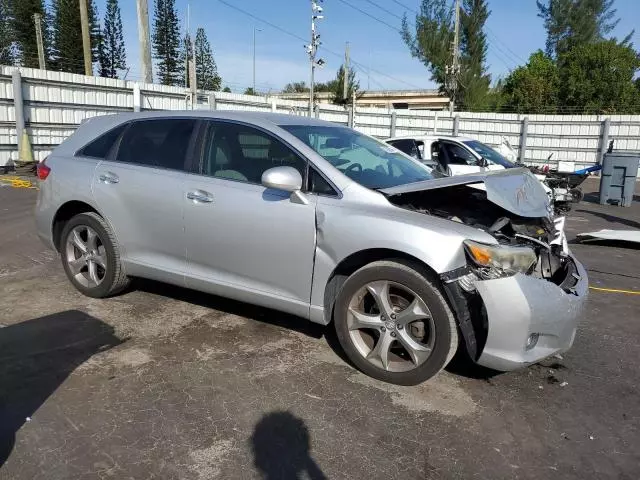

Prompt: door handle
xmin=186 ymin=190 xmax=214 ymax=203
xmin=98 ymin=172 xmax=119 ymax=184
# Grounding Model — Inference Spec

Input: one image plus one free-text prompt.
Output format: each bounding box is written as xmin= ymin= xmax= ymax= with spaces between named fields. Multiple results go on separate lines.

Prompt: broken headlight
xmin=463 ymin=240 xmax=537 ymax=278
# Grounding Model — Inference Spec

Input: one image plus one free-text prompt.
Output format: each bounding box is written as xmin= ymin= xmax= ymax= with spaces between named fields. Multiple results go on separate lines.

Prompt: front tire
xmin=334 ymin=260 xmax=458 ymax=385
xmin=60 ymin=212 xmax=130 ymax=298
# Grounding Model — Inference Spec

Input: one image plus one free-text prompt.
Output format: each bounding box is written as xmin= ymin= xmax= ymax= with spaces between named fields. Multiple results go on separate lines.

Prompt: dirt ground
xmin=0 ymin=177 xmax=639 ymax=479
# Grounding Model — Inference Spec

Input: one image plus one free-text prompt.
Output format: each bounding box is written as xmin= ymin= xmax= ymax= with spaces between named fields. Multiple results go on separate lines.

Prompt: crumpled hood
xmin=380 ymin=168 xmax=552 ymax=218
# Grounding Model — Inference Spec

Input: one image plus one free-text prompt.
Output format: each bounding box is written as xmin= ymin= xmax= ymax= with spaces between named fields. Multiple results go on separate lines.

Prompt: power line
xmin=390 ymin=0 xmax=419 ymax=15
xmin=215 ymin=0 xmax=426 ymax=90
xmin=335 ymin=0 xmax=404 ymax=34
xmin=362 ymin=0 xmax=406 ymax=22
xmin=485 ymin=27 xmax=526 ymax=64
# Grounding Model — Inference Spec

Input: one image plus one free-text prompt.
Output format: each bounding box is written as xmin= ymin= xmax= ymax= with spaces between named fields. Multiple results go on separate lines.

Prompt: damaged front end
xmin=381 ymin=169 xmax=587 ymax=369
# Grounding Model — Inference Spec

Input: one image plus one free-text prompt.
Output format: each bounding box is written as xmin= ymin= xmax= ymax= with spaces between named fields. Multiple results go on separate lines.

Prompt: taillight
xmin=37 ymin=157 xmax=51 ymax=180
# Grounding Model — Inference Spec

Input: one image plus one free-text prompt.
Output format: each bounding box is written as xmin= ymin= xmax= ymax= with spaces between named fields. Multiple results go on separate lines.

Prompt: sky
xmin=99 ymin=0 xmax=640 ymax=92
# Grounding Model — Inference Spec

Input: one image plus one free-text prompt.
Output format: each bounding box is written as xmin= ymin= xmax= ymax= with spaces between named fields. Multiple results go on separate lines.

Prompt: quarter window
xmin=77 ymin=124 xmax=127 ymax=159
xmin=115 ymin=119 xmax=196 ymax=170
xmin=308 ymin=167 xmax=338 ymax=196
xmin=201 ymin=122 xmax=306 ymax=184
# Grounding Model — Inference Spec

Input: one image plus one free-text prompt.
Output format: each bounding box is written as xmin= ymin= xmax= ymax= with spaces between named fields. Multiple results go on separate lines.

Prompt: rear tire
xmin=334 ymin=260 xmax=458 ymax=385
xmin=60 ymin=212 xmax=130 ymax=298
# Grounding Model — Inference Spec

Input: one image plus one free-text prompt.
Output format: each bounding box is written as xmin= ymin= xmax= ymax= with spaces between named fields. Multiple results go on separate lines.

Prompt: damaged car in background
xmin=35 ymin=112 xmax=588 ymax=385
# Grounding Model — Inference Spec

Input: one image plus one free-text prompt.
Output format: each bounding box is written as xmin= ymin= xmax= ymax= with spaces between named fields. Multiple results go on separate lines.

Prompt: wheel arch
xmin=52 ymin=200 xmax=103 ymax=251
xmin=321 ymin=248 xmax=439 ymax=326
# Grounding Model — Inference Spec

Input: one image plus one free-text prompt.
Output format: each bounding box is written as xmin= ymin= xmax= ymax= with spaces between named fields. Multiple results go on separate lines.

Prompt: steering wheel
xmin=345 ymin=163 xmax=363 ymax=174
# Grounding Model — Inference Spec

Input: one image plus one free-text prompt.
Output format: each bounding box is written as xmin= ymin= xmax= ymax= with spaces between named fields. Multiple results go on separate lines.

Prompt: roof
xmin=86 ymin=110 xmax=335 ymax=127
xmin=385 ymin=134 xmax=477 ymax=143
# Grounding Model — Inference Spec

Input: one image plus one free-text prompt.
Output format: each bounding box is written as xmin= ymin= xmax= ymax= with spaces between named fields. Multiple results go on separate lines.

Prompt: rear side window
xmin=116 ymin=119 xmax=196 ymax=170
xmin=77 ymin=124 xmax=127 ymax=159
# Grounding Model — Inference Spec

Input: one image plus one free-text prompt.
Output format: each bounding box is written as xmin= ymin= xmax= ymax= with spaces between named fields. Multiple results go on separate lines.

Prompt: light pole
xmin=307 ymin=0 xmax=325 ymax=117
xmin=253 ymin=27 xmax=262 ymax=94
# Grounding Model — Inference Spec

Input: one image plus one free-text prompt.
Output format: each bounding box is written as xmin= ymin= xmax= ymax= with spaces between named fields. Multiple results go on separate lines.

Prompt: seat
xmin=210 ymin=135 xmax=247 ymax=182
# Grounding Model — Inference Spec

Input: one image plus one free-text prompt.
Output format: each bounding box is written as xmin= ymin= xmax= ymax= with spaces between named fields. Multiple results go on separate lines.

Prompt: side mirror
xmin=478 ymin=157 xmax=489 ymax=168
xmin=261 ymin=166 xmax=303 ymax=193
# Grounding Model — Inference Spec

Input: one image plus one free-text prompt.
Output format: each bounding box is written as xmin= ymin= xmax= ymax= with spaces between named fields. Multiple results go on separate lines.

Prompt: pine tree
xmin=0 ymin=0 xmax=15 ymax=65
xmin=536 ymin=0 xmax=624 ymax=58
xmin=10 ymin=0 xmax=47 ymax=68
xmin=194 ymin=28 xmax=221 ymax=91
xmin=99 ymin=0 xmax=126 ymax=78
xmin=178 ymin=32 xmax=192 ymax=88
xmin=459 ymin=0 xmax=491 ymax=110
xmin=51 ymin=0 xmax=101 ymax=74
xmin=402 ymin=0 xmax=491 ymax=109
xmin=152 ymin=0 xmax=182 ymax=86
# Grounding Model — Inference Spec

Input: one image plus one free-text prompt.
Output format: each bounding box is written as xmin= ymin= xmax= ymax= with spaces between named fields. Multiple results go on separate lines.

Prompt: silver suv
xmin=35 ymin=111 xmax=588 ymax=385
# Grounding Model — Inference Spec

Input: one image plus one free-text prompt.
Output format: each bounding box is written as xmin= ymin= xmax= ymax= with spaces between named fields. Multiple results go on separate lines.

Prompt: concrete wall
xmin=2 ymin=66 xmax=639 ymax=172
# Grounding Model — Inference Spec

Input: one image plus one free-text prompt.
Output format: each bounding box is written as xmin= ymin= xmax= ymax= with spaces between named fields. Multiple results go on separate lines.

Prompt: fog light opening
xmin=525 ymin=333 xmax=539 ymax=350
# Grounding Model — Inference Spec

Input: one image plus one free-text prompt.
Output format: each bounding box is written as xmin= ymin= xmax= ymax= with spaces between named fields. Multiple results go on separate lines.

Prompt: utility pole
xmin=253 ymin=28 xmax=262 ymax=94
xmin=307 ymin=0 xmax=325 ymax=117
xmin=79 ymin=0 xmax=93 ymax=76
xmin=33 ymin=13 xmax=46 ymax=70
xmin=445 ymin=0 xmax=461 ymax=114
xmin=136 ymin=0 xmax=153 ymax=83
xmin=343 ymin=42 xmax=350 ymax=103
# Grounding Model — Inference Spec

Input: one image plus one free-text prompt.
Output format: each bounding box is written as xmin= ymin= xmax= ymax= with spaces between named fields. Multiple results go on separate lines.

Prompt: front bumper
xmin=474 ymin=255 xmax=588 ymax=371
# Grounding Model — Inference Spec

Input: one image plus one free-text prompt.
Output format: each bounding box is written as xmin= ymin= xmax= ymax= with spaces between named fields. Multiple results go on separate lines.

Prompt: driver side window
xmin=201 ymin=121 xmax=307 ymax=185
xmin=442 ymin=143 xmax=477 ymax=166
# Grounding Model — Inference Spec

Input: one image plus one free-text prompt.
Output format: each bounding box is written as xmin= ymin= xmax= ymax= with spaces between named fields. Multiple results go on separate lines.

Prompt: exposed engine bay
xmin=385 ymin=184 xmax=577 ymax=291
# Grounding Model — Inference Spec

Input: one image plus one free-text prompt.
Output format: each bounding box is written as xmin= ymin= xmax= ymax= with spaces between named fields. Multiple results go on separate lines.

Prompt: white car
xmin=385 ymin=135 xmax=516 ymax=176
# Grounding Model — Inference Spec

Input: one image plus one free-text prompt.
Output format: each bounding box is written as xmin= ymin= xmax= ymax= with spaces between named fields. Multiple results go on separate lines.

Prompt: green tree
xmin=536 ymin=0 xmax=628 ymax=58
xmin=152 ymin=0 xmax=182 ymax=85
xmin=402 ymin=0 xmax=491 ymax=109
xmin=51 ymin=0 xmax=101 ymax=74
xmin=502 ymin=50 xmax=560 ymax=113
xmin=0 ymin=0 xmax=15 ymax=65
xmin=194 ymin=28 xmax=221 ymax=91
xmin=244 ymin=87 xmax=256 ymax=95
xmin=10 ymin=0 xmax=47 ymax=67
xmin=401 ymin=0 xmax=453 ymax=88
xmin=322 ymin=65 xmax=360 ymax=104
xmin=283 ymin=81 xmax=309 ymax=93
xmin=178 ymin=32 xmax=191 ymax=87
xmin=98 ymin=0 xmax=126 ymax=78
xmin=222 ymin=86 xmax=231 ymax=93
xmin=459 ymin=0 xmax=491 ymax=110
xmin=558 ymin=39 xmax=640 ymax=113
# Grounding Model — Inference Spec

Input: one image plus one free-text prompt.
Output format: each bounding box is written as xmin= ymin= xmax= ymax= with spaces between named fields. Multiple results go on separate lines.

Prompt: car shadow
xmin=445 ymin=350 xmax=499 ymax=380
xmin=0 ymin=311 xmax=122 ymax=468
xmin=135 ymin=279 xmax=515 ymax=380
xmin=134 ymin=279 xmax=327 ymax=339
xmin=250 ymin=411 xmax=326 ymax=480
xmin=135 ymin=279 xmax=359 ymax=368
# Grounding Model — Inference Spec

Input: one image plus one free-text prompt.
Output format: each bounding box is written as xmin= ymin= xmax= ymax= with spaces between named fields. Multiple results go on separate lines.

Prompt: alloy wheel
xmin=347 ymin=280 xmax=436 ymax=372
xmin=64 ymin=225 xmax=107 ymax=288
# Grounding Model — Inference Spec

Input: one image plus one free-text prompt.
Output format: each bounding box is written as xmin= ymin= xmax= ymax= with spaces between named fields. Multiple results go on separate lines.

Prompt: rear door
xmin=92 ymin=118 xmax=198 ymax=280
xmin=183 ymin=120 xmax=317 ymax=315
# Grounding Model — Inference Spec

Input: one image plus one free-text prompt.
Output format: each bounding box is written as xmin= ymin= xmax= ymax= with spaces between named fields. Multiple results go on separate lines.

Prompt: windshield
xmin=282 ymin=125 xmax=433 ymax=189
xmin=462 ymin=140 xmax=516 ymax=168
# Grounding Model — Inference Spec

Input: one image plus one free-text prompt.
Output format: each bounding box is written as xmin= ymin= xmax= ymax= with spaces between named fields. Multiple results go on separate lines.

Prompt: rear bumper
xmin=34 ymin=185 xmax=56 ymax=251
xmin=474 ymin=255 xmax=588 ymax=371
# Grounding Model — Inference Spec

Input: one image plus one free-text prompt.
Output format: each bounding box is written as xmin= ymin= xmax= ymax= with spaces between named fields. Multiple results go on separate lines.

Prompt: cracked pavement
xmin=0 ymin=179 xmax=639 ymax=479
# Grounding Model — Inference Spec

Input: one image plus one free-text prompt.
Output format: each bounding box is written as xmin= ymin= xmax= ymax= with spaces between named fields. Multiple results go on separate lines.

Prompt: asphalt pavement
xmin=0 ymin=178 xmax=639 ymax=479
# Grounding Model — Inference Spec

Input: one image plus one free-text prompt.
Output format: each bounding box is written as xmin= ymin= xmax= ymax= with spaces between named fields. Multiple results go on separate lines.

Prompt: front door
xmin=92 ymin=118 xmax=198 ymax=280
xmin=184 ymin=120 xmax=317 ymax=316
xmin=439 ymin=141 xmax=483 ymax=176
